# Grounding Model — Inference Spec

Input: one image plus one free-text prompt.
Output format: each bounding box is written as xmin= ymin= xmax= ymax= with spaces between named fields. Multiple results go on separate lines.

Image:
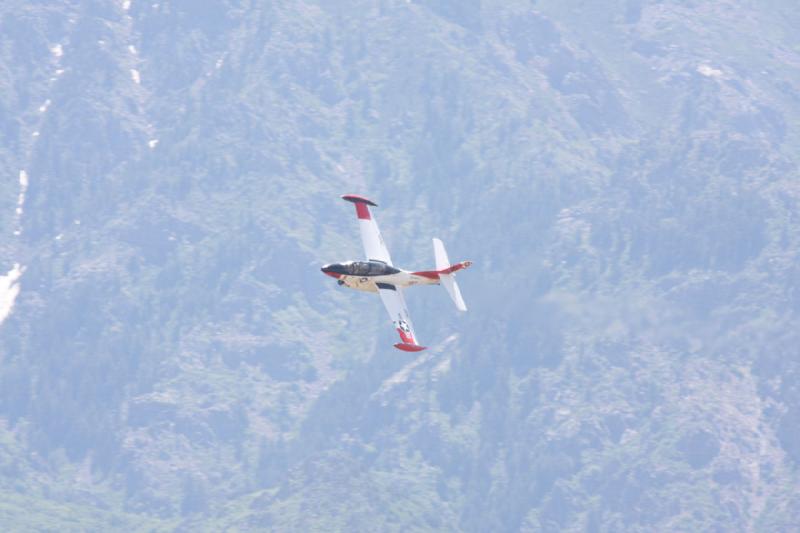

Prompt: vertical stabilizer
xmin=432 ymin=238 xmax=468 ymax=311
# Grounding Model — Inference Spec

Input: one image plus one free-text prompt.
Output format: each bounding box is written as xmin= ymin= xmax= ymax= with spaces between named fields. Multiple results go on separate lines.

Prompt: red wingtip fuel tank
xmin=341 ymin=194 xmax=378 ymax=220
xmin=394 ymin=343 xmax=427 ymax=352
xmin=341 ymin=194 xmax=378 ymax=206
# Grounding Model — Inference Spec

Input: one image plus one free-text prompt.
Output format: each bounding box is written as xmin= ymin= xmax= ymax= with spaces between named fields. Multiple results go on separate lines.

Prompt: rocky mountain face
xmin=1 ymin=0 xmax=799 ymax=530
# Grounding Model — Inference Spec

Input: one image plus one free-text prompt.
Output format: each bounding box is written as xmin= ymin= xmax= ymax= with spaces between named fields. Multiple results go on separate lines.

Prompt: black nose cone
xmin=321 ymin=263 xmax=343 ymax=278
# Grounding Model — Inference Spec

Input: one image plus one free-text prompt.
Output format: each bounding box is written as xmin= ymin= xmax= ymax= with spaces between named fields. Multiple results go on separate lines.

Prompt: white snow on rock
xmin=698 ymin=64 xmax=723 ymax=78
xmin=0 ymin=264 xmax=24 ymax=326
xmin=50 ymin=44 xmax=63 ymax=57
xmin=13 ymin=170 xmax=29 ymax=229
xmin=130 ymin=69 xmax=141 ymax=84
xmin=17 ymin=170 xmax=28 ymax=214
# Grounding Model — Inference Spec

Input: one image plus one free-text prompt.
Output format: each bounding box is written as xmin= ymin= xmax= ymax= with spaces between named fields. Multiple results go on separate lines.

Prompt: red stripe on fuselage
xmin=411 ymin=260 xmax=472 ymax=279
xmin=355 ymin=203 xmax=371 ymax=220
xmin=440 ymin=261 xmax=472 ymax=274
xmin=411 ymin=270 xmax=440 ymax=280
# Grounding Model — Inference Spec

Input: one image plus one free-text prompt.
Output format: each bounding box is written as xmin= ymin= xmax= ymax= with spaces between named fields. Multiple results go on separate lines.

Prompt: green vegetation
xmin=1 ymin=0 xmax=799 ymax=530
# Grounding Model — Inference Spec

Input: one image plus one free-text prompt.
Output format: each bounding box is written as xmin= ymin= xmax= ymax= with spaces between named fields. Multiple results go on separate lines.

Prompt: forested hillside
xmin=1 ymin=0 xmax=799 ymax=530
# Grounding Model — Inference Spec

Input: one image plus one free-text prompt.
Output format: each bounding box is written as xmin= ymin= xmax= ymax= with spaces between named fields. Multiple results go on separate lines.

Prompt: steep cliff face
xmin=1 ymin=0 xmax=799 ymax=530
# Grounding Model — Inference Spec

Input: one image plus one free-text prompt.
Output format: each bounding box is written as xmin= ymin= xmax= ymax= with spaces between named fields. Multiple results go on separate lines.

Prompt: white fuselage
xmin=337 ymin=268 xmax=439 ymax=293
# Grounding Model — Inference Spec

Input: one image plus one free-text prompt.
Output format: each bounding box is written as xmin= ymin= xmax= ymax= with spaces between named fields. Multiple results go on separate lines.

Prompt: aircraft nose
xmin=321 ymin=264 xmax=341 ymax=278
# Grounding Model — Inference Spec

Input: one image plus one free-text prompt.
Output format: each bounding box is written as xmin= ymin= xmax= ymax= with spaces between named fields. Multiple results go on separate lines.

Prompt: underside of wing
xmin=376 ymin=283 xmax=426 ymax=351
xmin=342 ymin=194 xmax=392 ymax=265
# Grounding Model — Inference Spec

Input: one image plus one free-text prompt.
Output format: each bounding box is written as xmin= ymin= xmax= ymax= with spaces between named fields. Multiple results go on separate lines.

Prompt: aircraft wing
xmin=376 ymin=283 xmax=426 ymax=351
xmin=341 ymin=194 xmax=392 ymax=265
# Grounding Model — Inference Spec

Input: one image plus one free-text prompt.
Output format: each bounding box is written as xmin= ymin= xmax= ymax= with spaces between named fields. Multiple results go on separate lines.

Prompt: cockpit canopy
xmin=341 ymin=260 xmax=400 ymax=276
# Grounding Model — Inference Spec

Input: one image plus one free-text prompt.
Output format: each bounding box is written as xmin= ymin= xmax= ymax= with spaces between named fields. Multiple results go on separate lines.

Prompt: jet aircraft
xmin=321 ymin=194 xmax=471 ymax=351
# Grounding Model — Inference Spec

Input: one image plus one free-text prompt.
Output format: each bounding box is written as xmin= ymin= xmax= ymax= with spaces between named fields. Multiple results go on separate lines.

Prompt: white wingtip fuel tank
xmin=321 ymin=195 xmax=472 ymax=350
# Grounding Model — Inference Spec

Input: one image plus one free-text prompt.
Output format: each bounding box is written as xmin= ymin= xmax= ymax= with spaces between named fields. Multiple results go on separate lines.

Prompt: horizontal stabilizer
xmin=440 ymin=273 xmax=467 ymax=311
xmin=433 ymin=237 xmax=449 ymax=271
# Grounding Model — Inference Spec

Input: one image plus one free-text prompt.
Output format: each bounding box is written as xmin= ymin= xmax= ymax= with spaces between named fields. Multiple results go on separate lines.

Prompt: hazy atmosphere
xmin=1 ymin=0 xmax=800 ymax=530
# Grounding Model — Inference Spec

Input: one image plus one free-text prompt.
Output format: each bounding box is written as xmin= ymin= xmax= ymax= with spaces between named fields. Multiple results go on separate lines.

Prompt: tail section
xmin=432 ymin=238 xmax=470 ymax=312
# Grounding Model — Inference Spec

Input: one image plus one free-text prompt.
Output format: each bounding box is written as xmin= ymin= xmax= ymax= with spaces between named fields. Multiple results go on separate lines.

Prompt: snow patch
xmin=0 ymin=264 xmax=24 ymax=326
xmin=148 ymin=139 xmax=159 ymax=148
xmin=39 ymin=99 xmax=51 ymax=113
xmin=698 ymin=64 xmax=723 ymax=78
xmin=17 ymin=170 xmax=28 ymax=209
xmin=130 ymin=69 xmax=141 ymax=84
xmin=50 ymin=44 xmax=63 ymax=57
xmin=14 ymin=170 xmax=29 ymax=224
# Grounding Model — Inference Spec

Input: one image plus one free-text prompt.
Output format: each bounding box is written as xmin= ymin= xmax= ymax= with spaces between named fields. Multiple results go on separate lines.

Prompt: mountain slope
xmin=1 ymin=1 xmax=799 ymax=530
